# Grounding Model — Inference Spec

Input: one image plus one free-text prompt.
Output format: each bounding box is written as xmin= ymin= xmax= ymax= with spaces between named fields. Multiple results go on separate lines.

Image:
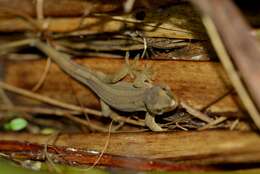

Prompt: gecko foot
xmin=101 ymin=52 xmax=138 ymax=83
xmin=145 ymin=113 xmax=165 ymax=131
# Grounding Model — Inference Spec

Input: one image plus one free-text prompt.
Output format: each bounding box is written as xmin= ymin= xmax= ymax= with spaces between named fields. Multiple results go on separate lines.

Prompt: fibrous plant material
xmin=0 ymin=0 xmax=184 ymax=17
xmin=0 ymin=2 xmax=211 ymax=61
xmin=191 ymin=0 xmax=260 ymax=130
xmin=0 ymin=3 xmax=206 ymax=39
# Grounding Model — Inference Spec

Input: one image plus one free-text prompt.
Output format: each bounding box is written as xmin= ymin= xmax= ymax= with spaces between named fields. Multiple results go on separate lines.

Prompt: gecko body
xmin=1 ymin=39 xmax=178 ymax=131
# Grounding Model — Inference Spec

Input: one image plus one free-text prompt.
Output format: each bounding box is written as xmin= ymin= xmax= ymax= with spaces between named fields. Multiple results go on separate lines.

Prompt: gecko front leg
xmin=145 ymin=113 xmax=164 ymax=131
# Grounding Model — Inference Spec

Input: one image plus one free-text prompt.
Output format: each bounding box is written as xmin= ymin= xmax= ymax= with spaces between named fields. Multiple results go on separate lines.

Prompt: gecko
xmin=0 ymin=38 xmax=178 ymax=131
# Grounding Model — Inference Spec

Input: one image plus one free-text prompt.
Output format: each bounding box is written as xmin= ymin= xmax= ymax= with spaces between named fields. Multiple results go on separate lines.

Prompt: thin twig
xmin=0 ymin=88 xmax=12 ymax=106
xmin=32 ymin=57 xmax=51 ymax=92
xmin=141 ymin=35 xmax=147 ymax=58
xmin=198 ymin=116 xmax=227 ymax=130
xmin=230 ymin=118 xmax=240 ymax=130
xmin=36 ymin=0 xmax=44 ymax=21
xmin=0 ymin=80 xmax=101 ymax=116
xmin=176 ymin=122 xmax=189 ymax=131
xmin=112 ymin=121 xmax=124 ymax=131
xmin=77 ymin=4 xmax=91 ymax=30
xmin=200 ymin=88 xmax=233 ymax=111
xmin=64 ymin=113 xmax=108 ymax=132
xmin=180 ymin=101 xmax=213 ymax=123
xmin=3 ymin=78 xmax=109 ymax=132
xmin=44 ymin=131 xmax=62 ymax=174
xmin=110 ymin=112 xmax=145 ymax=126
xmin=88 ymin=121 xmax=113 ymax=169
xmin=0 ymin=7 xmax=42 ymax=31
xmin=35 ymin=0 xmax=50 ymax=31
xmin=0 ymin=105 xmax=81 ymax=116
xmin=0 ymin=79 xmax=37 ymax=127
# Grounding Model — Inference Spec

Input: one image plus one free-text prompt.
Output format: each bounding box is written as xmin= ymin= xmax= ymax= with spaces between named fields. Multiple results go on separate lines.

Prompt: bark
xmin=0 ymin=131 xmax=259 ymax=165
xmin=0 ymin=17 xmax=124 ymax=33
xmin=0 ymin=141 xmax=212 ymax=171
xmin=0 ymin=0 xmax=183 ymax=17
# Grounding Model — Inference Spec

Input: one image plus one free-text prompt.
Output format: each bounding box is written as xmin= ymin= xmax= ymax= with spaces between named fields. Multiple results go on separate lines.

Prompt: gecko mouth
xmin=170 ymin=100 xmax=177 ymax=108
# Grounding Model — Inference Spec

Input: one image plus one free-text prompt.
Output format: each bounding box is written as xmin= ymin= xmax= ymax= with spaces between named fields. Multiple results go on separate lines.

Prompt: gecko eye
xmin=155 ymin=109 xmax=164 ymax=115
xmin=158 ymin=84 xmax=174 ymax=98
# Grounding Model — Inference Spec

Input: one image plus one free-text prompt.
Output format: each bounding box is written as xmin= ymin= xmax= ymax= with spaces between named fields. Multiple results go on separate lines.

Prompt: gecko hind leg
xmin=103 ymin=51 xmax=153 ymax=88
xmin=101 ymin=52 xmax=140 ymax=84
xmin=100 ymin=100 xmax=112 ymax=117
xmin=132 ymin=64 xmax=153 ymax=88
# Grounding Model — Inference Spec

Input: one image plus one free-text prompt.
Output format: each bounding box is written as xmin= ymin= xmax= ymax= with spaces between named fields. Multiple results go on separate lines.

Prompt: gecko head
xmin=144 ymin=85 xmax=178 ymax=115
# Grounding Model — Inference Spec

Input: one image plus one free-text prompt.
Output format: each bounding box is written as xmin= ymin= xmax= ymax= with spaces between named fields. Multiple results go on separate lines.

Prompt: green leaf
xmin=4 ymin=118 xmax=28 ymax=131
